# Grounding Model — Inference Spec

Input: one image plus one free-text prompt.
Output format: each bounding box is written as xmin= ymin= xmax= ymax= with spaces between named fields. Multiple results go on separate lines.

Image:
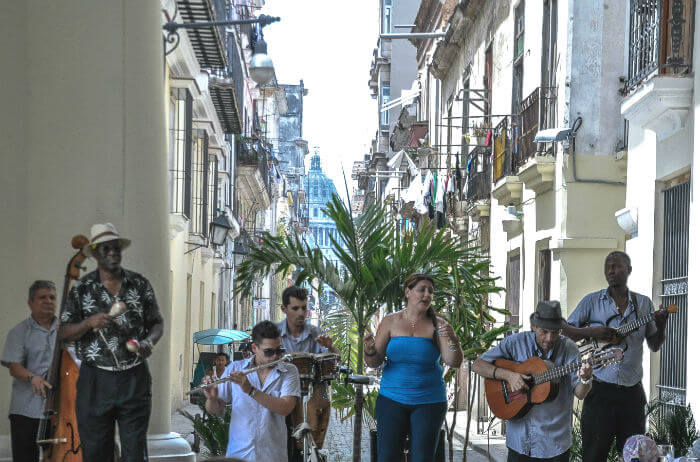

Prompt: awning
xmin=176 ymin=0 xmax=227 ymax=69
xmin=409 ymin=124 xmax=429 ymax=147
xmin=193 ymin=328 xmax=250 ymax=345
xmin=209 ymin=78 xmax=243 ymax=134
xmin=387 ymin=150 xmax=419 ymax=177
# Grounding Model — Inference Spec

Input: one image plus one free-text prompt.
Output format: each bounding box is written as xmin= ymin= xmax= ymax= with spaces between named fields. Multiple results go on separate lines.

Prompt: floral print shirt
xmin=62 ymin=269 xmax=163 ymax=369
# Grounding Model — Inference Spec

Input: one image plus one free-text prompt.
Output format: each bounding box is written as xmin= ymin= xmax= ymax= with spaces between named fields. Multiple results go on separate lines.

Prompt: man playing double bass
xmin=2 ymin=280 xmax=57 ymax=462
xmin=61 ymin=223 xmax=164 ymax=462
xmin=472 ymin=301 xmax=593 ymax=462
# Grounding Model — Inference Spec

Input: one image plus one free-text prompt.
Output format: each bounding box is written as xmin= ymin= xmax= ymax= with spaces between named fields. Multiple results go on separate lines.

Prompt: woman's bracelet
xmin=492 ymin=367 xmax=498 ymax=379
xmin=579 ymin=375 xmax=592 ymax=386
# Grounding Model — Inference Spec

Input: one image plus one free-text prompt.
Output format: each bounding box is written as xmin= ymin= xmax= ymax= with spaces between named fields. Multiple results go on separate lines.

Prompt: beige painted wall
xmin=0 ymin=3 xmax=194 ymax=459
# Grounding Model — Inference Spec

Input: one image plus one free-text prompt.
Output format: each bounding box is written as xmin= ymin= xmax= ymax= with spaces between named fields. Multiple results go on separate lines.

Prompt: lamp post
xmin=162 ymin=14 xmax=280 ymax=85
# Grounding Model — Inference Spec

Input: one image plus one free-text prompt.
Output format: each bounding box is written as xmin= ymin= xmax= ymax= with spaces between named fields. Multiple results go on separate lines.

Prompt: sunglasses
xmin=95 ymin=243 xmax=122 ymax=254
xmin=262 ymin=347 xmax=286 ymax=357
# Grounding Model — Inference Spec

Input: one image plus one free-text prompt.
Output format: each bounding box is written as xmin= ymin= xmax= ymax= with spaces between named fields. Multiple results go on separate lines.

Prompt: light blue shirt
xmin=218 ymin=357 xmax=301 ymax=462
xmin=1 ymin=316 xmax=57 ymax=419
xmin=276 ymin=319 xmax=328 ymax=354
xmin=480 ymin=331 xmax=580 ymax=458
xmin=567 ymin=289 xmax=657 ymax=386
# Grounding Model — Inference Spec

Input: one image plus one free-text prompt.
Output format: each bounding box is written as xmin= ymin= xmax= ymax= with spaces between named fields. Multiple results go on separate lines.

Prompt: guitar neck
xmin=616 ymin=312 xmax=655 ymax=336
xmin=533 ymin=360 xmax=582 ymax=385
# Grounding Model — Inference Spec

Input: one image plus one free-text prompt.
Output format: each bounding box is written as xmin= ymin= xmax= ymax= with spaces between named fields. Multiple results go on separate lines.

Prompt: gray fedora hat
xmin=530 ymin=300 xmax=567 ymax=330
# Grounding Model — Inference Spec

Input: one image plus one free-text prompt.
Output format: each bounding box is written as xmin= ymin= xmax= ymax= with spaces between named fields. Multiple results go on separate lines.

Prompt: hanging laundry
xmin=435 ymin=173 xmax=446 ymax=214
xmin=466 ymin=155 xmax=473 ymax=173
xmin=402 ymin=174 xmax=423 ymax=204
xmin=485 ymin=129 xmax=493 ymax=146
xmin=431 ymin=171 xmax=438 ymax=207
xmin=511 ymin=123 xmax=519 ymax=155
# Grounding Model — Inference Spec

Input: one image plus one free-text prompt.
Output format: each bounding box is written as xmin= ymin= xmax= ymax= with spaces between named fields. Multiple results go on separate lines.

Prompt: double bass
xmin=36 ymin=235 xmax=89 ymax=462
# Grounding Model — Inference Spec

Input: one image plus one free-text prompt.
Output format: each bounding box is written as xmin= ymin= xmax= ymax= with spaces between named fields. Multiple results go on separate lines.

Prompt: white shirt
xmin=219 ymin=357 xmax=301 ymax=462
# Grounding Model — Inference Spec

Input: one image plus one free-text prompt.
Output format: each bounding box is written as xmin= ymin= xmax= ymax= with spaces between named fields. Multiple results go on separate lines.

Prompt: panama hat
xmin=529 ymin=300 xmax=567 ymax=330
xmin=83 ymin=223 xmax=131 ymax=258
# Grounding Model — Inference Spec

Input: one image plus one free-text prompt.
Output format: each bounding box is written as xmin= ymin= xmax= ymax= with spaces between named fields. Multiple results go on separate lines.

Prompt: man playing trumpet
xmin=203 ymin=320 xmax=301 ymax=462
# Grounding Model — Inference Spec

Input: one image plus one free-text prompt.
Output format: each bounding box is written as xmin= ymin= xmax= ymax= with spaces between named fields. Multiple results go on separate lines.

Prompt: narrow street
xmin=171 ymin=404 xmax=501 ymax=461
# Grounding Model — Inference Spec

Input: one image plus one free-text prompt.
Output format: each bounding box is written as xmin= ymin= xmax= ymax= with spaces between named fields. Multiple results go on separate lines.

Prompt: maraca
xmin=93 ymin=301 xmax=127 ymax=332
xmin=126 ymin=338 xmax=140 ymax=353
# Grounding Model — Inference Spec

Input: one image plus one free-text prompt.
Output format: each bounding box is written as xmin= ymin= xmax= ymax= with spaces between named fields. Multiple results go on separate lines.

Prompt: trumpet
xmin=185 ymin=354 xmax=293 ymax=395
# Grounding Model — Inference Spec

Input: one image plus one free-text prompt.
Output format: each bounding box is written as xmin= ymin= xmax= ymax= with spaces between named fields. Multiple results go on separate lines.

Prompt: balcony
xmin=626 ymin=0 xmax=694 ymax=91
xmin=622 ymin=0 xmax=695 ymax=141
xmin=176 ymin=0 xmax=228 ymax=69
xmin=465 ymin=146 xmax=492 ymax=202
xmin=518 ymin=87 xmax=557 ymax=163
xmin=236 ymin=138 xmax=272 ymax=209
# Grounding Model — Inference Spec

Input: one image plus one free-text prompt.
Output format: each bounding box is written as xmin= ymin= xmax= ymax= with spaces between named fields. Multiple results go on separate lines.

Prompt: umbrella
xmin=192 ymin=328 xmax=250 ymax=345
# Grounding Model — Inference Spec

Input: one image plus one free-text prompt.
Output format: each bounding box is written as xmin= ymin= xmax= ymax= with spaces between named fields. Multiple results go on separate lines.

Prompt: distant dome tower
xmin=304 ymin=148 xmax=343 ymax=313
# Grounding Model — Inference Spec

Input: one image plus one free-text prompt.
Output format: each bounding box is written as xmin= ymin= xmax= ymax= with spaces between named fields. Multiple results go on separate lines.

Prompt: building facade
xmin=355 ymin=0 xmax=700 ymax=429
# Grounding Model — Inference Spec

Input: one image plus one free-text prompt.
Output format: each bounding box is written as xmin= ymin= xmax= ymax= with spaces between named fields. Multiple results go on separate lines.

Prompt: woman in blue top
xmin=364 ymin=274 xmax=463 ymax=462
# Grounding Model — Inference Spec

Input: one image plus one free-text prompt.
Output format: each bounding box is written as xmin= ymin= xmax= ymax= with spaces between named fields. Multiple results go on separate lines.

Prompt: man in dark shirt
xmin=61 ymin=223 xmax=164 ymax=462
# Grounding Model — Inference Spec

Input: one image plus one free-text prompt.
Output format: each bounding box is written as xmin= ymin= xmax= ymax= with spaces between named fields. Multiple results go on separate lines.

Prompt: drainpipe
xmin=569 ymin=117 xmax=626 ymax=186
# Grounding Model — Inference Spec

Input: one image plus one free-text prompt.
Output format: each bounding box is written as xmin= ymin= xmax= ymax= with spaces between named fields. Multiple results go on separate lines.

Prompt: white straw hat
xmin=83 ymin=223 xmax=131 ymax=258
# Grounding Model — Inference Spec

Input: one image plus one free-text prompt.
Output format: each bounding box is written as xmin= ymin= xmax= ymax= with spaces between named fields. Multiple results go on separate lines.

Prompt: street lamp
xmin=210 ymin=213 xmax=233 ymax=247
xmin=184 ymin=213 xmax=232 ymax=254
xmin=249 ymin=38 xmax=274 ymax=85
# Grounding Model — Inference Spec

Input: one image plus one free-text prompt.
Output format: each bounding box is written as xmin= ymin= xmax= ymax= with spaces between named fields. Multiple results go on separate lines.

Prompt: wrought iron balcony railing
xmin=518 ymin=86 xmax=557 ymax=163
xmin=237 ymin=138 xmax=272 ymax=200
xmin=627 ymin=0 xmax=695 ymax=90
xmin=465 ymin=146 xmax=492 ymax=201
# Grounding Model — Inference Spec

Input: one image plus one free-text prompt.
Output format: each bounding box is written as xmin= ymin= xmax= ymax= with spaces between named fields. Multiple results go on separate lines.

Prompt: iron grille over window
xmin=190 ymin=129 xmax=209 ymax=237
xmin=169 ymin=88 xmax=193 ymax=218
xmin=658 ymin=180 xmax=689 ymax=417
xmin=628 ymin=0 xmax=695 ymax=90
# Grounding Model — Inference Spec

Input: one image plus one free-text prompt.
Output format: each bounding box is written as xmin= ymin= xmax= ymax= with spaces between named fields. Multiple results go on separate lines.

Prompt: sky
xmin=260 ymin=0 xmax=378 ymax=196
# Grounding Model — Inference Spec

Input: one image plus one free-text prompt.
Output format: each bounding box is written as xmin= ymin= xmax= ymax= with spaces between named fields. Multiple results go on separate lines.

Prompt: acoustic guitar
xmin=578 ymin=304 xmax=677 ymax=352
xmin=485 ymin=347 xmax=623 ymax=420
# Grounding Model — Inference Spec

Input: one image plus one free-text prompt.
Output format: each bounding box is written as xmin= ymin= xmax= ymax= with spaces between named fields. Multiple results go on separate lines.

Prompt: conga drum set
xmin=287 ymin=352 xmax=341 ymax=459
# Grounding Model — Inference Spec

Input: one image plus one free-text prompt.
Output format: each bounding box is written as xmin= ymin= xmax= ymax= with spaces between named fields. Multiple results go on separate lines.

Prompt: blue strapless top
xmin=379 ymin=336 xmax=446 ymax=405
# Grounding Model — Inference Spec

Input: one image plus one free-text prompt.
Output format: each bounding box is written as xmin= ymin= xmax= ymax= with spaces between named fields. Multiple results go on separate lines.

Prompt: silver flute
xmin=185 ymin=354 xmax=293 ymax=395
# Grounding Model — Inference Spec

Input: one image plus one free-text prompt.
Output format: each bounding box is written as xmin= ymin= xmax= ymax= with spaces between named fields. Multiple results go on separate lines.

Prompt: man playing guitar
xmin=473 ymin=301 xmax=593 ymax=461
xmin=563 ymin=251 xmax=669 ymax=462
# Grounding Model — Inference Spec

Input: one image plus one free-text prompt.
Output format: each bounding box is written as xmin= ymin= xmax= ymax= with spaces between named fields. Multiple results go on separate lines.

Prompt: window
xmin=190 ymin=129 xmax=209 ymax=236
xmin=538 ymin=249 xmax=552 ymax=302
xmin=512 ymin=2 xmax=524 ymax=116
xmin=382 ymin=0 xmax=392 ymax=34
xmin=506 ymin=253 xmax=521 ymax=330
xmin=313 ymin=208 xmax=318 ymax=218
xmin=208 ymin=155 xmax=219 ymax=223
xmin=169 ymin=88 xmax=193 ymax=217
xmin=541 ymin=0 xmax=558 ymax=89
xmin=380 ymin=84 xmax=390 ymax=126
xmin=484 ymin=47 xmax=493 ymax=121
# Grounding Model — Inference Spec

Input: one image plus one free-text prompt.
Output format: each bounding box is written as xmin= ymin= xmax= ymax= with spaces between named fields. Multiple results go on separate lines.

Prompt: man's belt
xmin=95 ymin=361 xmax=142 ymax=372
xmin=593 ymin=379 xmax=641 ymax=390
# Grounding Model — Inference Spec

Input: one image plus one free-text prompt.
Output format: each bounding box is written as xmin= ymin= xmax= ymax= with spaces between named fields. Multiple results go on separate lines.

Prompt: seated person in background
xmin=213 ymin=352 xmax=229 ymax=380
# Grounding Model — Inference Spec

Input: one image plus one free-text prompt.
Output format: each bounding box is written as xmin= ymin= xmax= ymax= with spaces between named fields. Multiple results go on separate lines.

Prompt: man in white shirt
xmin=204 ymin=320 xmax=300 ymax=462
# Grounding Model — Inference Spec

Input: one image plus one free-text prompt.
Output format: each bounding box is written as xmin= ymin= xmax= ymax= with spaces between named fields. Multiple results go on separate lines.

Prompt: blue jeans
xmin=376 ymin=394 xmax=446 ymax=462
